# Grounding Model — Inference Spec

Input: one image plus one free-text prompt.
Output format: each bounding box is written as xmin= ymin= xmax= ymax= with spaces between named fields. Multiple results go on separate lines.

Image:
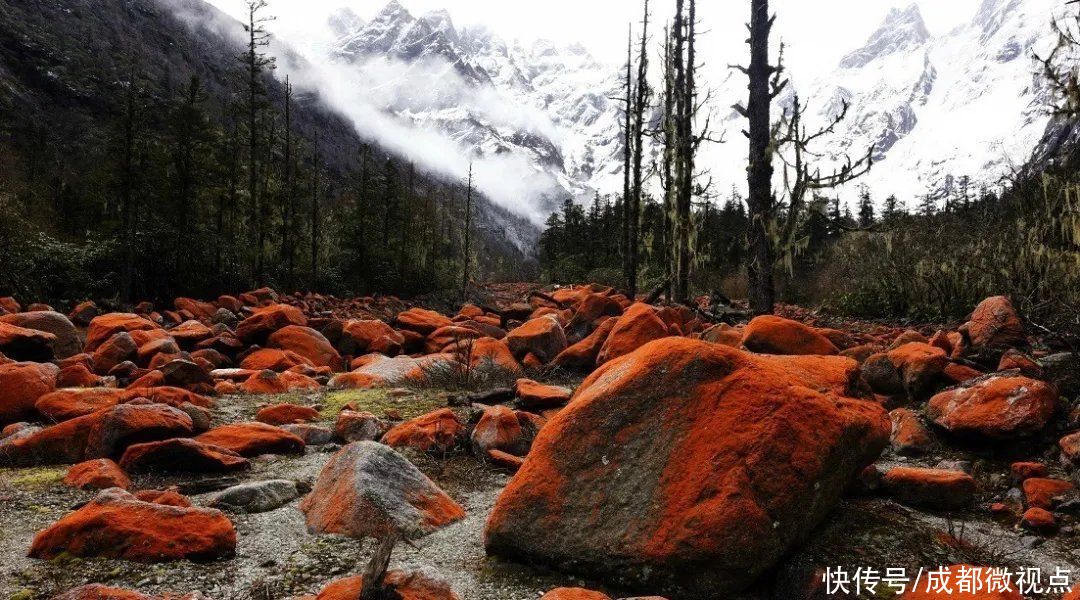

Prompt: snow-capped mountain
xmin=328 ymin=0 xmax=624 ymax=213
xmin=328 ymin=0 xmax=1057 ymax=213
xmin=771 ymin=0 xmax=1057 ymax=204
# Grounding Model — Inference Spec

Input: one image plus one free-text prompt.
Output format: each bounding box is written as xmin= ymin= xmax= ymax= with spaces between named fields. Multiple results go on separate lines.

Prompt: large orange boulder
xmin=84 ymin=403 xmax=195 ymax=458
xmin=52 ymin=584 xmax=196 ymax=600
xmin=596 ymin=303 xmax=669 ymax=365
xmin=311 ymin=570 xmax=460 ymax=600
xmin=256 ymin=403 xmax=321 ymax=425
xmin=471 ymin=405 xmax=525 ymax=456
xmin=381 ymin=408 xmax=466 ymax=454
xmin=0 ymin=320 xmax=56 ymax=361
xmin=889 ymin=408 xmax=933 ymax=455
xmin=0 ymin=361 xmax=58 ymax=423
xmin=1023 ymin=477 xmax=1074 ymax=510
xmin=120 ymin=438 xmax=250 ymax=473
xmin=881 ymin=467 xmax=975 ymax=510
xmin=299 ymin=441 xmax=465 ymax=540
xmin=742 ymin=315 xmax=838 ymax=356
xmin=330 ymin=354 xmax=457 ymax=390
xmin=341 ymin=319 xmax=405 ymax=356
xmin=241 ymin=369 xmax=322 ymax=394
xmin=268 ymin=325 xmax=343 ymax=370
xmin=539 ymin=589 xmax=611 ymax=600
xmin=960 ymin=296 xmax=1026 ymax=355
xmin=195 ymin=422 xmax=305 ymax=457
xmin=64 ymin=458 xmax=131 ymax=491
xmin=0 ymin=311 xmax=81 ymax=358
xmin=862 ymin=343 xmax=948 ymax=398
xmin=505 ymin=316 xmax=568 ymax=364
xmin=235 ymin=304 xmax=307 ymax=344
xmin=464 ymin=337 xmax=522 ymax=374
xmin=927 ymin=375 xmax=1057 ymax=440
xmin=484 ymin=337 xmax=889 ymax=597
xmin=898 ymin=565 xmax=1022 ymax=599
xmin=85 ymin=313 xmax=159 ymax=352
xmin=396 ymin=307 xmax=453 ymax=335
xmin=29 ymin=488 xmax=235 ymax=562
xmin=514 ymin=378 xmax=572 ymax=410
xmin=553 ymin=317 xmax=616 ymax=371
xmin=240 ymin=348 xmax=315 ymax=372
xmin=174 ymin=297 xmax=216 ymax=321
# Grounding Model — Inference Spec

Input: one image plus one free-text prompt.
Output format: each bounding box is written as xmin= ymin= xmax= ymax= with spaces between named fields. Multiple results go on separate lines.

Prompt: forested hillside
xmin=0 ymin=0 xmax=537 ymax=306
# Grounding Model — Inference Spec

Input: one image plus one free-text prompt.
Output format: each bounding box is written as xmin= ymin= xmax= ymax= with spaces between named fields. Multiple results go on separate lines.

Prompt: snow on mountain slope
xmin=326 ymin=0 xmax=1057 ymax=215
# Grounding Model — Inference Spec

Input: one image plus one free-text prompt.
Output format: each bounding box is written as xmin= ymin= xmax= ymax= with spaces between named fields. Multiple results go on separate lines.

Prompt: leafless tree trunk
xmin=622 ymin=24 xmax=636 ymax=298
xmin=462 ymin=163 xmax=474 ymax=300
xmin=630 ymin=0 xmax=651 ymax=303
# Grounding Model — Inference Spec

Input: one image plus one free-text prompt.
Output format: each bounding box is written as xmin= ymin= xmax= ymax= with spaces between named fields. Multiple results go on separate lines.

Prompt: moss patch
xmin=320 ymin=388 xmax=448 ymax=421
xmin=5 ymin=466 xmax=65 ymax=490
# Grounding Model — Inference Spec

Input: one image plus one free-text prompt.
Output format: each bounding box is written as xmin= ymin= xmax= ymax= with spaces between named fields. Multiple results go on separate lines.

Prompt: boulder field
xmin=0 ymin=286 xmax=1076 ymax=599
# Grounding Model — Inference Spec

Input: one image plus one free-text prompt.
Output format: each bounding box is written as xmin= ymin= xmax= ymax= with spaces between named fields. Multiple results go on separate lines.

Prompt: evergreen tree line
xmin=0 ymin=0 xmax=494 ymax=305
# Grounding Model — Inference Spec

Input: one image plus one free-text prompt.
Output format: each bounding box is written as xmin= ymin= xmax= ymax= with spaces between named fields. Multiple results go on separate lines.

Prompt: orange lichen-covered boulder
xmin=51 ymin=585 xmax=153 ymax=599
xmin=195 ymin=422 xmax=305 ymax=457
xmin=0 ymin=361 xmax=58 ymax=423
xmin=889 ymin=408 xmax=933 ymax=455
xmin=881 ymin=467 xmax=976 ymax=510
xmin=235 ymin=304 xmax=307 ymax=344
xmin=268 ymin=325 xmax=343 ymax=371
xmin=484 ymin=337 xmax=889 ymax=597
xmin=1023 ymin=477 xmax=1074 ymax=510
xmin=120 ymin=438 xmax=250 ymax=473
xmin=85 ymin=313 xmax=159 ymax=352
xmin=0 ymin=320 xmax=57 ymax=361
xmin=396 ymin=307 xmax=454 ymax=335
xmin=505 ymin=316 xmax=568 ymax=364
xmin=960 ymin=296 xmax=1026 ymax=355
xmin=241 ymin=369 xmax=321 ymax=395
xmin=0 ymin=311 xmax=81 ymax=358
xmin=381 ymin=408 xmax=466 ymax=454
xmin=240 ymin=348 xmax=315 ymax=372
xmin=927 ymin=375 xmax=1056 ymax=440
xmin=341 ymin=319 xmax=405 ymax=356
xmin=471 ymin=405 xmax=525 ymax=456
xmin=29 ymin=488 xmax=235 ymax=562
xmin=862 ymin=343 xmax=948 ymax=398
xmin=742 ymin=315 xmax=839 ymax=356
xmin=299 ymin=441 xmax=465 ymax=540
xmin=596 ymin=303 xmax=669 ymax=366
xmin=426 ymin=325 xmax=484 ymax=354
xmin=330 ymin=354 xmax=457 ymax=390
xmin=311 ymin=570 xmax=460 ymax=600
xmin=93 ymin=332 xmax=138 ymax=374
xmin=256 ymin=403 xmax=321 ymax=425
xmin=553 ymin=317 xmax=616 ymax=371
xmin=898 ymin=565 xmax=1022 ymax=599
xmin=539 ymin=589 xmax=611 ymax=600
xmin=464 ymin=337 xmax=522 ymax=374
xmin=84 ymin=403 xmax=195 ymax=459
xmin=514 ymin=378 xmax=572 ymax=410
xmin=64 ymin=458 xmax=131 ymax=491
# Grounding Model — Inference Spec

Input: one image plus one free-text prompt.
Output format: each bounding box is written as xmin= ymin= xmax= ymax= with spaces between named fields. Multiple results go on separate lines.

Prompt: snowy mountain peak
xmin=376 ymin=0 xmax=411 ymax=21
xmin=839 ymin=4 xmax=930 ymax=69
xmin=327 ymin=8 xmax=365 ymax=40
xmin=421 ymin=9 xmax=457 ymax=40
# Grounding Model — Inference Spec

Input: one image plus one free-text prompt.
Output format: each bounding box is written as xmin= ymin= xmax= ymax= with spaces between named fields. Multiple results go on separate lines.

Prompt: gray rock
xmin=0 ymin=311 xmax=81 ymax=358
xmin=207 ymin=479 xmax=300 ymax=513
xmin=282 ymin=423 xmax=335 ymax=446
xmin=298 ymin=441 xmax=464 ymax=540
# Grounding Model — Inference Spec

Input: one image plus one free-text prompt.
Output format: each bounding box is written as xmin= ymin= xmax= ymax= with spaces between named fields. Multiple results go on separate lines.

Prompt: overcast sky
xmin=207 ymin=0 xmax=986 ymax=81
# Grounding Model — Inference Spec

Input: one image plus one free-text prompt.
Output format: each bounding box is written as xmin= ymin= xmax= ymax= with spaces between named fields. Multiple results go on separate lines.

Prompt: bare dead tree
xmin=622 ymin=24 xmax=635 ymax=297
xmin=461 ymin=162 xmax=474 ymax=300
xmin=734 ymin=2 xmax=871 ymax=313
xmin=359 ymin=531 xmax=401 ymax=600
xmin=733 ymin=0 xmax=784 ymax=315
xmin=629 ymin=0 xmax=652 ymax=301
xmin=774 ymin=94 xmax=873 ymax=271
